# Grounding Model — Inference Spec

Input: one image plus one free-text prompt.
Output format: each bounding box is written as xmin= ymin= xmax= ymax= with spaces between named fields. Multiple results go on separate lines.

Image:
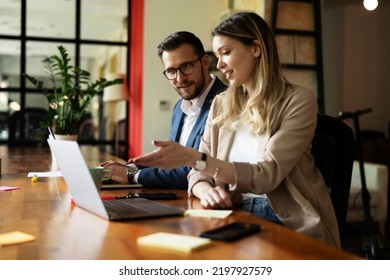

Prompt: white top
xmin=228 ymin=125 xmax=264 ymax=199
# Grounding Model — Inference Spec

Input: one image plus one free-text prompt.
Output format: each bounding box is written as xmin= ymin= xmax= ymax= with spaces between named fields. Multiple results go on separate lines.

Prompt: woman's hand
xmin=130 ymin=140 xmax=197 ymax=169
xmin=197 ymin=185 xmax=233 ymax=209
xmin=99 ymin=161 xmax=128 ymax=184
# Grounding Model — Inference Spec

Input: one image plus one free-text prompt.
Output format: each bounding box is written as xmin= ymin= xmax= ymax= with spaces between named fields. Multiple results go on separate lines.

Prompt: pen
xmin=100 ymin=194 xmax=149 ymax=200
xmin=101 ymin=195 xmax=128 ymax=200
xmin=101 ymin=193 xmax=178 ymax=200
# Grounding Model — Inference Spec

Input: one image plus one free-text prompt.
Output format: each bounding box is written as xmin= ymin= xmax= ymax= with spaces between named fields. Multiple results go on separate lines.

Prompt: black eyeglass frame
xmin=163 ymin=55 xmax=204 ymax=80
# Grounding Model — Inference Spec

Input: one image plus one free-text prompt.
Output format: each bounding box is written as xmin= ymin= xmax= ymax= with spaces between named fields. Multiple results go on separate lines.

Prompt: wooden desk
xmin=0 ymin=146 xmax=361 ymax=260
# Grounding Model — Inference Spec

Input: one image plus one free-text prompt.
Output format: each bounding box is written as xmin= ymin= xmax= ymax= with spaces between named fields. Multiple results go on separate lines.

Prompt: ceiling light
xmin=363 ymin=0 xmax=378 ymax=11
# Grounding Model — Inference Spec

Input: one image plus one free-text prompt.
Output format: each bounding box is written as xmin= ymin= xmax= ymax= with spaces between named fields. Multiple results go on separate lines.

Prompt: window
xmin=0 ymin=0 xmax=129 ymax=157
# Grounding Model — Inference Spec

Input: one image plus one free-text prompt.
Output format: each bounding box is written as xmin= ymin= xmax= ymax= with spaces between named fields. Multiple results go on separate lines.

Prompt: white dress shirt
xmin=179 ymin=75 xmax=216 ymax=146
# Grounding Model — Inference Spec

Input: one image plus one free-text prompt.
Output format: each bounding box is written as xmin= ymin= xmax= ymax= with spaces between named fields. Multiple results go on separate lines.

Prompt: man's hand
xmin=99 ymin=161 xmax=128 ymax=184
xmin=130 ymin=140 xmax=197 ymax=170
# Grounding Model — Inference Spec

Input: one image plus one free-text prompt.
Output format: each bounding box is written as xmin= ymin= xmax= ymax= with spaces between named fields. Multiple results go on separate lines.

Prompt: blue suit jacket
xmin=138 ymin=77 xmax=227 ymax=189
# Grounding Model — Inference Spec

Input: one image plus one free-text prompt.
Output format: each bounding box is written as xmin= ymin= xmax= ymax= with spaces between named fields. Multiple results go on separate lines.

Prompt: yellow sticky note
xmin=184 ymin=209 xmax=233 ymax=219
xmin=0 ymin=231 xmax=36 ymax=246
xmin=137 ymin=232 xmax=211 ymax=253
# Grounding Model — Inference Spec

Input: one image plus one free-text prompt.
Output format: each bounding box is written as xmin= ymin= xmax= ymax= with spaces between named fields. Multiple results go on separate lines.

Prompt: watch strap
xmin=126 ymin=164 xmax=138 ymax=184
xmin=127 ymin=172 xmax=135 ymax=184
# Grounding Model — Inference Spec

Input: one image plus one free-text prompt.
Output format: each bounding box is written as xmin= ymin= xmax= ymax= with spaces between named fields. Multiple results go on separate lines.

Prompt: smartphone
xmin=199 ymin=222 xmax=261 ymax=241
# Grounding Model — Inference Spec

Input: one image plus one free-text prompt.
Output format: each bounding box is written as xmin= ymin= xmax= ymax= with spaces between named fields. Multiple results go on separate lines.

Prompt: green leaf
xmin=23 ymin=45 xmax=124 ymax=134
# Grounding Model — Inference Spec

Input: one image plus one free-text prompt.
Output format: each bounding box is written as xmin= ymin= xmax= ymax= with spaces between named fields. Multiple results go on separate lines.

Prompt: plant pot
xmin=50 ymin=134 xmax=78 ymax=168
xmin=54 ymin=134 xmax=78 ymax=141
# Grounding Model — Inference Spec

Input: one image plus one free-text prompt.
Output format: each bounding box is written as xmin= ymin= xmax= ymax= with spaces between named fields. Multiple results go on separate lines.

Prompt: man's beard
xmin=176 ymin=70 xmax=205 ymax=101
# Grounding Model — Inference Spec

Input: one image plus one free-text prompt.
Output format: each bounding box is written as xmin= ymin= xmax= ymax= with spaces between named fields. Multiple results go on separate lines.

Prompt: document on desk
xmin=27 ymin=171 xmax=63 ymax=177
xmin=184 ymin=209 xmax=233 ymax=219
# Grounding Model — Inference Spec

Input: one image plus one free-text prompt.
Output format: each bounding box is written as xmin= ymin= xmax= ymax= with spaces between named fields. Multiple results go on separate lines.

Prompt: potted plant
xmin=24 ymin=45 xmax=123 ymax=139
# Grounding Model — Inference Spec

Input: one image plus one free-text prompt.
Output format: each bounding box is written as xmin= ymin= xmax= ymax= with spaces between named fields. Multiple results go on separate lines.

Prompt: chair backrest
xmin=311 ymin=114 xmax=355 ymax=245
xmin=8 ymin=108 xmax=48 ymax=147
xmin=78 ymin=116 xmax=95 ymax=141
xmin=114 ymin=119 xmax=127 ymax=159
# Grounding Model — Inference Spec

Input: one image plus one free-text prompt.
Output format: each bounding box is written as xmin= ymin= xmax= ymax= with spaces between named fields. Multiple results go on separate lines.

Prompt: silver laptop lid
xmin=47 ymin=139 xmax=109 ymax=219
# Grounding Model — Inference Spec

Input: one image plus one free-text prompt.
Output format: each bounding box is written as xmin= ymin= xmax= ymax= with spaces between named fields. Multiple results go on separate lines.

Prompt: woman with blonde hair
xmin=131 ymin=12 xmax=340 ymax=248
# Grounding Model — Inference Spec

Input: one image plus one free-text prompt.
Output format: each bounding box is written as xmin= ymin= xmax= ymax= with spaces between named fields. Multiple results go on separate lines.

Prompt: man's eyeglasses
xmin=163 ymin=56 xmax=203 ymax=80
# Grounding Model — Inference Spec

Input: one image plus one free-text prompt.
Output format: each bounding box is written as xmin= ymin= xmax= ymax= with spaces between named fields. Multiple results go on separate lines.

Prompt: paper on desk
xmin=27 ymin=171 xmax=62 ymax=178
xmin=184 ymin=209 xmax=233 ymax=219
xmin=137 ymin=232 xmax=211 ymax=253
xmin=0 ymin=231 xmax=36 ymax=246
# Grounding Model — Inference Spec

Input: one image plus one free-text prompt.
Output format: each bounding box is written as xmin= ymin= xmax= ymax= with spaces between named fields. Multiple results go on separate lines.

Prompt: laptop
xmin=101 ymin=181 xmax=143 ymax=189
xmin=47 ymin=139 xmax=184 ymax=221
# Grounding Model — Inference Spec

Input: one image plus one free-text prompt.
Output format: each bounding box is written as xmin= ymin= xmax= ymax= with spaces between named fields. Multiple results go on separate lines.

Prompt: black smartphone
xmin=199 ymin=222 xmax=261 ymax=241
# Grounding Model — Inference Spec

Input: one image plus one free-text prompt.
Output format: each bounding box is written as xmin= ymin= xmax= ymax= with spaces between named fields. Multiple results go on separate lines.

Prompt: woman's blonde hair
xmin=211 ymin=12 xmax=290 ymax=135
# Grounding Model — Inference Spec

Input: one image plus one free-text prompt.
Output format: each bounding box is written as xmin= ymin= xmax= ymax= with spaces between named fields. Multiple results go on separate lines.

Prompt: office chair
xmin=78 ymin=114 xmax=95 ymax=141
xmin=8 ymin=107 xmax=49 ymax=147
xmin=114 ymin=119 xmax=127 ymax=160
xmin=311 ymin=114 xmax=355 ymax=245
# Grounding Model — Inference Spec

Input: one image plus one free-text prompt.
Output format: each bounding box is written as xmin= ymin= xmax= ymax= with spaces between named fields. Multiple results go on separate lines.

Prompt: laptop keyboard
xmin=103 ymin=199 xmax=150 ymax=217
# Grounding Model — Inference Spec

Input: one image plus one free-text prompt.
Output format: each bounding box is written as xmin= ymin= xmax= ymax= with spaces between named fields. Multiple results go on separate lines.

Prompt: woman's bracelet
xmin=213 ymin=167 xmax=220 ymax=179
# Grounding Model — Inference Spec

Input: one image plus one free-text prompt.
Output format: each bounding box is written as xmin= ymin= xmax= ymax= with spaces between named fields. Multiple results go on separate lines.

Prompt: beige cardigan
xmin=188 ymin=86 xmax=341 ymax=248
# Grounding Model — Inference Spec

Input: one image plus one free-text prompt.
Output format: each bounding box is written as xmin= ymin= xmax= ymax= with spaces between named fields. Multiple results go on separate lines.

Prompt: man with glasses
xmin=100 ymin=31 xmax=226 ymax=189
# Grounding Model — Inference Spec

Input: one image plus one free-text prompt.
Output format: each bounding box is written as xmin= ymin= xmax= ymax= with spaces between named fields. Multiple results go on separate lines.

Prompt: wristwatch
xmin=126 ymin=163 xmax=138 ymax=184
xmin=194 ymin=153 xmax=207 ymax=171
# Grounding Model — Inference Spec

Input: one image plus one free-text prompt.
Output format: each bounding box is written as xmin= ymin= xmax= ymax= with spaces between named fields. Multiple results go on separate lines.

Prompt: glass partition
xmin=0 ymin=0 xmax=129 ymax=157
xmin=0 ymin=40 xmax=21 ymax=88
xmin=0 ymin=0 xmax=21 ymax=36
xmin=81 ymin=0 xmax=128 ymax=42
xmin=25 ymin=42 xmax=75 ymax=82
xmin=27 ymin=0 xmax=76 ymax=38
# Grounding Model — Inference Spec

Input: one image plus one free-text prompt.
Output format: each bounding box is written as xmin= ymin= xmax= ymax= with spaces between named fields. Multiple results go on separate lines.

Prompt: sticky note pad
xmin=0 ymin=231 xmax=36 ymax=246
xmin=0 ymin=186 xmax=20 ymax=192
xmin=184 ymin=209 xmax=233 ymax=219
xmin=137 ymin=232 xmax=211 ymax=253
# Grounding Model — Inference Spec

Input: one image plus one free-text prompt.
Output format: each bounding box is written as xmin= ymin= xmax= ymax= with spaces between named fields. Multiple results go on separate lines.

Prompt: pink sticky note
xmin=0 ymin=186 xmax=20 ymax=192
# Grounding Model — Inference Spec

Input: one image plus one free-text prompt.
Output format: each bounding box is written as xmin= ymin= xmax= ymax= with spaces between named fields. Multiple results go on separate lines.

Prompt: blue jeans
xmin=242 ymin=196 xmax=284 ymax=226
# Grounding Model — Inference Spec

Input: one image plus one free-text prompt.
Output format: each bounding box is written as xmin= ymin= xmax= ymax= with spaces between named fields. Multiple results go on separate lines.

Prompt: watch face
xmin=126 ymin=163 xmax=138 ymax=175
xmin=195 ymin=160 xmax=207 ymax=171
